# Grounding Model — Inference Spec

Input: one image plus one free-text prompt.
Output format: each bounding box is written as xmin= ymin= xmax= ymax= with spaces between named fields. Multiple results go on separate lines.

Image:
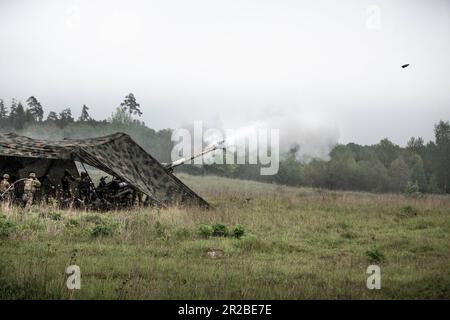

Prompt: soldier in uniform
xmin=77 ymin=171 xmax=92 ymax=204
xmin=132 ymin=189 xmax=141 ymax=207
xmin=61 ymin=170 xmax=75 ymax=199
xmin=23 ymin=172 xmax=41 ymax=207
xmin=40 ymin=174 xmax=57 ymax=204
xmin=0 ymin=174 xmax=13 ymax=206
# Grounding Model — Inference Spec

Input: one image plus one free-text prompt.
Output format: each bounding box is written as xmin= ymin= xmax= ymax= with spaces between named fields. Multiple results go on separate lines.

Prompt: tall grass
xmin=1 ymin=174 xmax=449 ymax=299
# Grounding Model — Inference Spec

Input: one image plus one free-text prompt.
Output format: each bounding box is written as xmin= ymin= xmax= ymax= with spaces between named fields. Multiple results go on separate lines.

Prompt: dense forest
xmin=0 ymin=95 xmax=449 ymax=194
xmin=0 ymin=94 xmax=174 ymax=162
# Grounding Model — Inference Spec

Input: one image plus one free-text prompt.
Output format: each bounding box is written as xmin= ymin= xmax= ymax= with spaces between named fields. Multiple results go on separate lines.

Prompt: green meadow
xmin=1 ymin=174 xmax=449 ymax=299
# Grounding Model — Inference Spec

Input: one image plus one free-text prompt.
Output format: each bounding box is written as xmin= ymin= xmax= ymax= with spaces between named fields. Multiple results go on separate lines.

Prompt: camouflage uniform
xmin=78 ymin=172 xmax=91 ymax=203
xmin=61 ymin=170 xmax=75 ymax=200
xmin=0 ymin=174 xmax=13 ymax=205
xmin=23 ymin=173 xmax=41 ymax=207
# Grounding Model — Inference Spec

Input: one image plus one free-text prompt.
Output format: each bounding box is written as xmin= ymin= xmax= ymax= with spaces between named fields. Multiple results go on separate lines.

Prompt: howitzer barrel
xmin=164 ymin=140 xmax=225 ymax=170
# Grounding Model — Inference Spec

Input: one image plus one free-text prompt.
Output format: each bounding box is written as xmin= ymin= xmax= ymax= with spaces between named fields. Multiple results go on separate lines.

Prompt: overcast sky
xmin=0 ymin=0 xmax=449 ymax=145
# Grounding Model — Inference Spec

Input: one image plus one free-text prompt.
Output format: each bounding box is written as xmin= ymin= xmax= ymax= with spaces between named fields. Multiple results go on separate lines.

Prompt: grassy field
xmin=1 ymin=173 xmax=450 ymax=299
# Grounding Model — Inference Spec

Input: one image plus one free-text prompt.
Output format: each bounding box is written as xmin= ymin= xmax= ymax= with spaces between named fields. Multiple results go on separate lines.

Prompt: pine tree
xmin=10 ymin=100 xmax=26 ymax=130
xmin=0 ymin=99 xmax=8 ymax=120
xmin=78 ymin=104 xmax=92 ymax=122
xmin=25 ymin=108 xmax=36 ymax=123
xmin=46 ymin=111 xmax=58 ymax=122
xmin=9 ymin=98 xmax=18 ymax=116
xmin=120 ymin=93 xmax=142 ymax=117
xmin=59 ymin=108 xmax=74 ymax=127
xmin=26 ymin=96 xmax=44 ymax=122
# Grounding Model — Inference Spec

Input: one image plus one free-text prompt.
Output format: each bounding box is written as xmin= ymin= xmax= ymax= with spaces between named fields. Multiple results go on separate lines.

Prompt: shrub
xmin=66 ymin=218 xmax=80 ymax=228
xmin=212 ymin=223 xmax=229 ymax=237
xmin=91 ymin=223 xmax=114 ymax=237
xmin=232 ymin=224 xmax=246 ymax=239
xmin=198 ymin=224 xmax=214 ymax=238
xmin=0 ymin=215 xmax=17 ymax=239
xmin=366 ymin=248 xmax=385 ymax=263
xmin=197 ymin=223 xmax=247 ymax=239
xmin=90 ymin=217 xmax=117 ymax=237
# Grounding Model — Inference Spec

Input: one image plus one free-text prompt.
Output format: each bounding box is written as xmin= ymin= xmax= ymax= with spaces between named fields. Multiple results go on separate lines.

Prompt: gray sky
xmin=0 ymin=0 xmax=449 ymax=146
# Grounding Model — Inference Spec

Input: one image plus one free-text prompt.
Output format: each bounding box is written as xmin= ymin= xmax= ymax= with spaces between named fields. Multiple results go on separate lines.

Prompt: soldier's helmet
xmin=3 ymin=174 xmax=9 ymax=179
xmin=29 ymin=172 xmax=36 ymax=178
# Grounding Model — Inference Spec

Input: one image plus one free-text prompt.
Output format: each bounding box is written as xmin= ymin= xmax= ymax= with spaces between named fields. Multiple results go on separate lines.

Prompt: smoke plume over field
xmin=202 ymin=109 xmax=339 ymax=163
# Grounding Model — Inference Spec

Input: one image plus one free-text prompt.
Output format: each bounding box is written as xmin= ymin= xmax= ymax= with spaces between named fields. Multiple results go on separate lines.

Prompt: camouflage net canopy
xmin=0 ymin=132 xmax=209 ymax=207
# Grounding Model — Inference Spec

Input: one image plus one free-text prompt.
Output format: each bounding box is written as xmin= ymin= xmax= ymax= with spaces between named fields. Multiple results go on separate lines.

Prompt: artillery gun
xmin=1 ymin=141 xmax=226 ymax=210
xmin=89 ymin=140 xmax=225 ymax=210
xmin=163 ymin=140 xmax=226 ymax=172
xmin=86 ymin=176 xmax=135 ymax=210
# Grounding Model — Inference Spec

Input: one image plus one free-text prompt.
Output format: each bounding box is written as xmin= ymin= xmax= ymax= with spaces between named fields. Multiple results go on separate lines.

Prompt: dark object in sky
xmin=402 ymin=64 xmax=410 ymax=68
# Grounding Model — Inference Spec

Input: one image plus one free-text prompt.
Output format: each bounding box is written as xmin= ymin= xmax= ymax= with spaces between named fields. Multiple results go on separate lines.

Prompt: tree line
xmin=0 ymin=95 xmax=449 ymax=194
xmin=0 ymin=94 xmax=174 ymax=162
xmin=182 ymin=121 xmax=450 ymax=195
xmin=0 ymin=93 xmax=142 ymax=129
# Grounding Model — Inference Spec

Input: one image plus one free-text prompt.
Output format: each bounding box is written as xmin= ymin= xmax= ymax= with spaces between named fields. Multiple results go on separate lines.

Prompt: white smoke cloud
xmin=202 ymin=109 xmax=340 ymax=163
xmin=266 ymin=112 xmax=340 ymax=162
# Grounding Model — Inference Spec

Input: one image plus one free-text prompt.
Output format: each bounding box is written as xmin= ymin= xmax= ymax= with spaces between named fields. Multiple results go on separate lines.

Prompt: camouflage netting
xmin=0 ymin=132 xmax=209 ymax=207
